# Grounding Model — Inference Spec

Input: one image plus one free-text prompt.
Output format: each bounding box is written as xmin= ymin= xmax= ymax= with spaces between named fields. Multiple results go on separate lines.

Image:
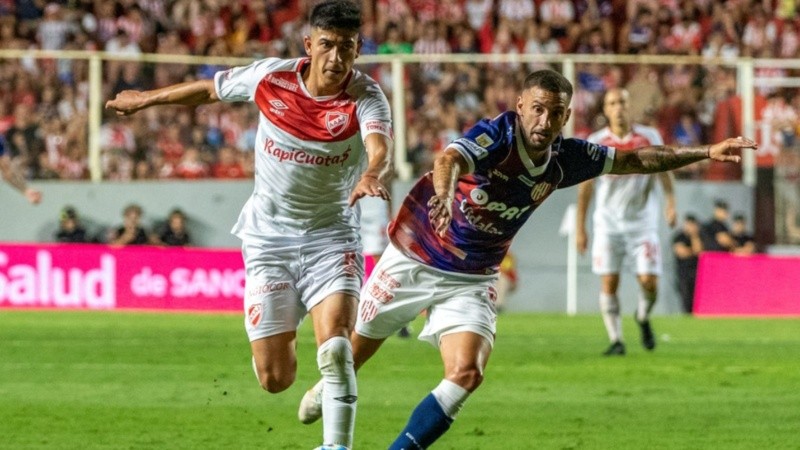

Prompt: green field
xmin=1 ymin=310 xmax=798 ymax=450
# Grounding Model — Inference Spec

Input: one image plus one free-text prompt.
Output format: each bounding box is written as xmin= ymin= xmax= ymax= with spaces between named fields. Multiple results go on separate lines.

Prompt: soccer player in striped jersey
xmin=575 ymin=88 xmax=676 ymax=356
xmin=0 ymin=135 xmax=41 ymax=204
xmin=106 ymin=2 xmax=393 ymax=449
xmin=299 ymin=69 xmax=755 ymax=448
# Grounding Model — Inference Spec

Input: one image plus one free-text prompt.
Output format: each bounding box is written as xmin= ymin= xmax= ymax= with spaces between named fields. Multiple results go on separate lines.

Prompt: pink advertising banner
xmin=0 ymin=243 xmax=244 ymax=312
xmin=694 ymin=252 xmax=800 ymax=316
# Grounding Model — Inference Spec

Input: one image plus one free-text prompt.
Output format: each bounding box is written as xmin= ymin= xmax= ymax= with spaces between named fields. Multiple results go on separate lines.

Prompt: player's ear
xmin=564 ymin=107 xmax=572 ymax=124
xmin=303 ymin=35 xmax=312 ymax=56
xmin=516 ymin=96 xmax=524 ymax=116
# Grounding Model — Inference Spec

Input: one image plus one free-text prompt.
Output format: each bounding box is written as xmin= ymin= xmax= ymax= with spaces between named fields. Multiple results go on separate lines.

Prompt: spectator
xmin=731 ymin=213 xmax=756 ymax=254
xmin=108 ymin=203 xmax=157 ymax=245
xmin=55 ymin=206 xmax=89 ymax=243
xmin=701 ymin=199 xmax=736 ymax=252
xmin=377 ymin=22 xmax=412 ymax=55
xmin=672 ymin=214 xmax=703 ymax=314
xmin=174 ymin=147 xmax=209 ymax=179
xmin=156 ymin=208 xmax=191 ymax=246
xmin=211 ymin=145 xmax=247 ymax=179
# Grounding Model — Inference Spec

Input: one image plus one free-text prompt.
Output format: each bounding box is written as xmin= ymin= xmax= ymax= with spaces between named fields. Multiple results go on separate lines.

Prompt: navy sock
xmin=388 ymin=393 xmax=454 ymax=450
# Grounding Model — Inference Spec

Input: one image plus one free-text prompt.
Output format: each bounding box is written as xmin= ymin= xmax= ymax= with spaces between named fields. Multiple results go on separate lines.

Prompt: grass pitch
xmin=1 ymin=310 xmax=798 ymax=449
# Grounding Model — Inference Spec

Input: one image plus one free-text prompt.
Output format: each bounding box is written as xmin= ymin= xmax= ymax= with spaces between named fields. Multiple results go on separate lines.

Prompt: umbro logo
xmin=269 ymin=99 xmax=288 ymax=110
xmin=334 ymin=394 xmax=358 ymax=404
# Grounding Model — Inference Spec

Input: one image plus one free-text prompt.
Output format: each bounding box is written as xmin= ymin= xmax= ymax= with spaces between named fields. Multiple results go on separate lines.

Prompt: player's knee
xmin=317 ymin=336 xmax=354 ymax=379
xmin=640 ymin=278 xmax=658 ymax=294
xmin=256 ymin=368 xmax=296 ymax=393
xmin=447 ymin=365 xmax=484 ymax=392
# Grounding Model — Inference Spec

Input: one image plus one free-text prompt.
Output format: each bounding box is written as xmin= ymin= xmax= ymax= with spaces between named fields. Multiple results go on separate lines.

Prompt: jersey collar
xmin=514 ymin=125 xmax=551 ymax=177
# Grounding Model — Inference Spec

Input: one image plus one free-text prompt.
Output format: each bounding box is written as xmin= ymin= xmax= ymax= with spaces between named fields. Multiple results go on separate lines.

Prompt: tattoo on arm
xmin=614 ymin=146 xmax=707 ymax=174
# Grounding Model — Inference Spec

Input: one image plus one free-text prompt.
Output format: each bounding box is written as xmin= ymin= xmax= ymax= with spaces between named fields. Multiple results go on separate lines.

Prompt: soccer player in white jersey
xmin=299 ymin=70 xmax=756 ymax=448
xmin=575 ymin=88 xmax=677 ymax=356
xmin=106 ymin=2 xmax=393 ymax=449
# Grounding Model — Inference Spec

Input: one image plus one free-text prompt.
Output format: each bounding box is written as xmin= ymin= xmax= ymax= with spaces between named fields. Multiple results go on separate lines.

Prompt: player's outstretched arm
xmin=575 ymin=180 xmax=594 ymax=254
xmin=349 ymin=133 xmax=394 ymax=206
xmin=0 ymin=156 xmax=41 ymax=204
xmin=610 ymin=137 xmax=757 ymax=175
xmin=428 ymin=148 xmax=468 ymax=237
xmin=105 ymin=80 xmax=219 ymax=116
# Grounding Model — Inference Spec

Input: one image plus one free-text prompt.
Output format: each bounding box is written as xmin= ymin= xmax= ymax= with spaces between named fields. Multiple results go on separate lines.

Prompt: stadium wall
xmin=0 ymin=180 xmax=753 ymax=314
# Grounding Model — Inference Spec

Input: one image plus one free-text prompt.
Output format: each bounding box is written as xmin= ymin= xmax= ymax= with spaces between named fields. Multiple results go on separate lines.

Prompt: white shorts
xmin=591 ymin=230 xmax=662 ymax=276
xmin=242 ymin=234 xmax=363 ymax=341
xmin=356 ymin=243 xmax=497 ymax=348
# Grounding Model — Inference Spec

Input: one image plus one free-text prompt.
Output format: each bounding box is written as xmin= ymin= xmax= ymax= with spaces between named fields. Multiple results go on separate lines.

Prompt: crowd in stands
xmin=1 ymin=0 xmax=799 ymax=183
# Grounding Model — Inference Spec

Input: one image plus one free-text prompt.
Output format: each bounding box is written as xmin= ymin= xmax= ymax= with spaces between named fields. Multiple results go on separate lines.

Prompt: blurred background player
xmin=0 ymin=134 xmax=42 ymax=204
xmin=105 ymin=2 xmax=393 ymax=448
xmin=299 ymin=69 xmax=756 ymax=449
xmin=576 ymin=87 xmax=677 ymax=356
xmin=672 ymin=214 xmax=703 ymax=314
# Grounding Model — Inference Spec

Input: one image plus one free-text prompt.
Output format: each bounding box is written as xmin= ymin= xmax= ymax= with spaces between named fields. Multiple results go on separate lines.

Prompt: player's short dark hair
xmin=309 ymin=0 xmax=362 ymax=32
xmin=685 ymin=214 xmax=697 ymax=223
xmin=733 ymin=213 xmax=746 ymax=222
xmin=714 ymin=199 xmax=729 ymax=210
xmin=523 ymin=70 xmax=573 ymax=100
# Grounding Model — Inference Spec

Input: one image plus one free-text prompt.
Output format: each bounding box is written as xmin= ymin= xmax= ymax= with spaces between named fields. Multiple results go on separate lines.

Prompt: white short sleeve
xmin=214 ymin=58 xmax=285 ymax=103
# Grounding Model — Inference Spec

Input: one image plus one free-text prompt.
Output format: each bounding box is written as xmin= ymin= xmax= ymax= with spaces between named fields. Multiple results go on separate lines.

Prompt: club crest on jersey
xmin=326 ymin=112 xmax=351 ymax=137
xmin=247 ymin=303 xmax=262 ymax=327
xmin=530 ymin=182 xmax=553 ymax=202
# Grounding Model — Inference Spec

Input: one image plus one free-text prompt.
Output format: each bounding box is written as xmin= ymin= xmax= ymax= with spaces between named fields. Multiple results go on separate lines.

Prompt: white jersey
xmin=587 ymin=124 xmax=664 ymax=234
xmin=214 ymin=57 xmax=393 ymax=239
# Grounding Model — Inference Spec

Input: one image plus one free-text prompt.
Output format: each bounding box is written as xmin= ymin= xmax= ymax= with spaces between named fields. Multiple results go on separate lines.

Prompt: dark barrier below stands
xmin=694 ymin=252 xmax=800 ymax=316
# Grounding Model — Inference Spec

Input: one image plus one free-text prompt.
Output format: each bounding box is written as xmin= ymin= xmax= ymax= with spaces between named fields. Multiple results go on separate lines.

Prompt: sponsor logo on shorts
xmin=248 ymin=282 xmax=290 ymax=297
xmin=376 ymin=270 xmax=400 ymax=289
xmin=367 ymin=283 xmax=394 ymax=304
xmin=247 ymin=303 xmax=262 ymax=327
xmin=326 ymin=112 xmax=350 ymax=137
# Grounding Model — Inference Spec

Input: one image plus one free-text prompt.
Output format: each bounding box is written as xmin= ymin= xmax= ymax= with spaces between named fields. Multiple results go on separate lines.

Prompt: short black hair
xmin=714 ymin=199 xmax=729 ymax=210
xmin=733 ymin=213 xmax=746 ymax=222
xmin=523 ymin=70 xmax=573 ymax=100
xmin=685 ymin=214 xmax=697 ymax=222
xmin=309 ymin=0 xmax=361 ymax=32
